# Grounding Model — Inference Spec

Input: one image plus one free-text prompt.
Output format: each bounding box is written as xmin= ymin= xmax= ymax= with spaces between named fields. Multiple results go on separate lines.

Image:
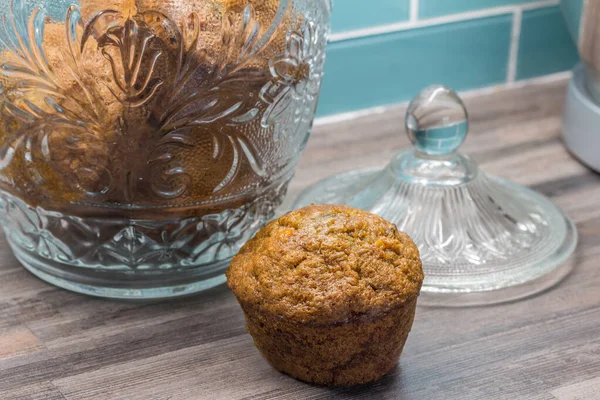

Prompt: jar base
xmin=0 ymin=188 xmax=280 ymax=300
xmin=10 ymin=240 xmax=228 ymax=299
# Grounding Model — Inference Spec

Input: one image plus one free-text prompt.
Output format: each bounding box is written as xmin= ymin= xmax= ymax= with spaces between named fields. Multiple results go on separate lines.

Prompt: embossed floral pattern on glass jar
xmin=260 ymin=18 xmax=323 ymax=141
xmin=0 ymin=0 xmax=331 ymax=298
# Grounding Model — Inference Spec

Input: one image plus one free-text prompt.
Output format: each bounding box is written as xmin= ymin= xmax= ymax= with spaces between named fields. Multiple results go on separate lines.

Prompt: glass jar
xmin=0 ymin=0 xmax=331 ymax=298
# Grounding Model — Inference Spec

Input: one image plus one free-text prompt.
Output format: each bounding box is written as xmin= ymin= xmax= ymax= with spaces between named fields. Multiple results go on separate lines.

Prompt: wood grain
xmin=1 ymin=78 xmax=600 ymax=400
xmin=552 ymin=377 xmax=600 ymax=400
xmin=0 ymin=327 xmax=43 ymax=360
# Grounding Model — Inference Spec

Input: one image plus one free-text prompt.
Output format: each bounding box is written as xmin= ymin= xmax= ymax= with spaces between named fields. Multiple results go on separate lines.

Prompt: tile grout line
xmin=410 ymin=0 xmax=419 ymax=22
xmin=314 ymin=71 xmax=572 ymax=126
xmin=330 ymin=0 xmax=559 ymax=42
xmin=507 ymin=8 xmax=523 ymax=83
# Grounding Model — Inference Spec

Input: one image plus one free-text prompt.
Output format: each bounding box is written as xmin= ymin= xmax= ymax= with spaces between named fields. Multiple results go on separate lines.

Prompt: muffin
xmin=227 ymin=204 xmax=424 ymax=386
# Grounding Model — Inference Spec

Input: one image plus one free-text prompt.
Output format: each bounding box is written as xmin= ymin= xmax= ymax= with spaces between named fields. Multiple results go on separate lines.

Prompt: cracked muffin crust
xmin=227 ymin=204 xmax=424 ymax=386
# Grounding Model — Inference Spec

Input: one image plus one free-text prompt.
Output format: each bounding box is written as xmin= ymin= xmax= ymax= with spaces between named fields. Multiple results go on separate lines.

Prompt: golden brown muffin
xmin=227 ymin=204 xmax=424 ymax=386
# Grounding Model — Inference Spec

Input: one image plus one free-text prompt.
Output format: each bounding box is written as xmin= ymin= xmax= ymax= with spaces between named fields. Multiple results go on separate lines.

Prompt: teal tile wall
xmin=419 ymin=0 xmax=538 ymax=18
xmin=319 ymin=16 xmax=512 ymax=116
xmin=560 ymin=0 xmax=584 ymax=42
xmin=517 ymin=6 xmax=579 ymax=80
xmin=319 ymin=1 xmax=580 ymax=117
xmin=331 ymin=0 xmax=410 ymax=33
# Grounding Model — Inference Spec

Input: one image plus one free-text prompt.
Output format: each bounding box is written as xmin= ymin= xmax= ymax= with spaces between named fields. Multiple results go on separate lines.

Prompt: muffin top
xmin=227 ymin=204 xmax=423 ymax=324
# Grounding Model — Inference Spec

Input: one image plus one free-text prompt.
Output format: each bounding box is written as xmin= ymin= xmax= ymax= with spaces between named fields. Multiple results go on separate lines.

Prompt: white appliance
xmin=562 ymin=0 xmax=600 ymax=172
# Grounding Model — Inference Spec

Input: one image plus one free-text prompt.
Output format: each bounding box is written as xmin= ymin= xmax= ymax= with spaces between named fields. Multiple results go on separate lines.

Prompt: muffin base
xmin=241 ymin=298 xmax=418 ymax=387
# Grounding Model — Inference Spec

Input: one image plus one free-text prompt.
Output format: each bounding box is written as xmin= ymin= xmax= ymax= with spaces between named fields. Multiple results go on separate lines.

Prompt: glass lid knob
xmin=405 ymin=85 xmax=469 ymax=157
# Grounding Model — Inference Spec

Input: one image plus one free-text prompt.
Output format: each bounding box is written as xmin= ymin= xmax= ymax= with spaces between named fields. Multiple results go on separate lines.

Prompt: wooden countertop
xmin=1 ymin=79 xmax=600 ymax=400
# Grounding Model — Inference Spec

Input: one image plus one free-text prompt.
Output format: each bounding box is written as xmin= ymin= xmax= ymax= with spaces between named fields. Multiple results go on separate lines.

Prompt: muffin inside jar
xmin=0 ymin=0 xmax=309 ymax=218
xmin=0 ymin=0 xmax=329 ymax=297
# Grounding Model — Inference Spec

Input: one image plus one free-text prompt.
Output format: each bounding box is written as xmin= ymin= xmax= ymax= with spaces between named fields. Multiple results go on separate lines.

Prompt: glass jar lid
xmin=294 ymin=85 xmax=578 ymax=306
